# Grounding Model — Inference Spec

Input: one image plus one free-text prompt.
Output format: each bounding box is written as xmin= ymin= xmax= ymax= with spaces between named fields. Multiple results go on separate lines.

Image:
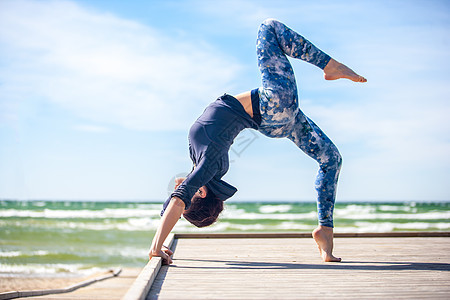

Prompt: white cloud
xmin=0 ymin=0 xmax=242 ymax=131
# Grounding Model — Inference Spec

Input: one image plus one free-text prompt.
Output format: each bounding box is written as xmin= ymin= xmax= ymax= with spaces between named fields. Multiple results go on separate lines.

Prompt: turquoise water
xmin=1 ymin=200 xmax=449 ymax=276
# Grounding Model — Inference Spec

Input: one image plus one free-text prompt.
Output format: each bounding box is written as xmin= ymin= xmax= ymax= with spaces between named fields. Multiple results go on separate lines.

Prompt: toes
xmin=353 ymin=76 xmax=366 ymax=83
xmin=332 ymin=256 xmax=342 ymax=262
xmin=324 ymin=254 xmax=342 ymax=262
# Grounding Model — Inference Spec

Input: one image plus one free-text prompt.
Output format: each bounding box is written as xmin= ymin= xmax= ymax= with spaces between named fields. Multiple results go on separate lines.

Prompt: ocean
xmin=1 ymin=200 xmax=449 ymax=277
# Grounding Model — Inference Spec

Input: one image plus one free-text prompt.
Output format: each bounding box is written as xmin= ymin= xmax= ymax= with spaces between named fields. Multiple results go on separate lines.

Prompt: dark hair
xmin=183 ymin=189 xmax=223 ymax=228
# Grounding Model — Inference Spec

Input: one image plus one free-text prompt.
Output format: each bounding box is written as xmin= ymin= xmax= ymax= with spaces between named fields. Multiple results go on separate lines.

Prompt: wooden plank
xmin=147 ymin=235 xmax=450 ymax=299
xmin=122 ymin=234 xmax=174 ymax=300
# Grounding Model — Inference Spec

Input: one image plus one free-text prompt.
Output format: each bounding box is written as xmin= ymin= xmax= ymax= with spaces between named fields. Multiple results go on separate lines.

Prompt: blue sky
xmin=0 ymin=0 xmax=449 ymax=202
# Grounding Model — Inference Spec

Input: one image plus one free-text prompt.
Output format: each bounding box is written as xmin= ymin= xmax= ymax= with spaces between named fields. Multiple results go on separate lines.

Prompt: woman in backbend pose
xmin=149 ymin=19 xmax=366 ymax=263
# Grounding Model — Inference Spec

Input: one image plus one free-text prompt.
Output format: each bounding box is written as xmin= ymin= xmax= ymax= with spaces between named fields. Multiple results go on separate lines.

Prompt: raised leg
xmin=256 ymin=19 xmax=366 ymax=117
xmin=256 ymin=18 xmax=332 ymax=126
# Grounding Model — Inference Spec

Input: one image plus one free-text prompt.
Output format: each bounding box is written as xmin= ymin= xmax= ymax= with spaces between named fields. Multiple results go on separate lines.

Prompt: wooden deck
xmin=4 ymin=233 xmax=448 ymax=299
xmin=139 ymin=233 xmax=450 ymax=300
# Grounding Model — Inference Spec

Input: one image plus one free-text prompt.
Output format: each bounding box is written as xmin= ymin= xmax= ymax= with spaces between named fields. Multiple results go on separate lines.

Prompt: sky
xmin=0 ymin=0 xmax=449 ymax=202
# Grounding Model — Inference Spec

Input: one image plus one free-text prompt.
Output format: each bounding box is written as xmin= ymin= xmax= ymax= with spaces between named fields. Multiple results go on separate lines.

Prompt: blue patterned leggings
xmin=256 ymin=19 xmax=342 ymax=228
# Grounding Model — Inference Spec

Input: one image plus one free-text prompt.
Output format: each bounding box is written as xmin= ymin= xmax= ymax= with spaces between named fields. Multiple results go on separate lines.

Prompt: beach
xmin=1 ymin=275 xmax=82 ymax=293
xmin=1 ymin=273 xmax=94 ymax=293
xmin=0 ymin=268 xmax=142 ymax=294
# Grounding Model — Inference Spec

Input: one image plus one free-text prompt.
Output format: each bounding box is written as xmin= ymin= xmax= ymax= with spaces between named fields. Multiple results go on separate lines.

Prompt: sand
xmin=0 ymin=275 xmax=84 ymax=293
xmin=0 ymin=269 xmax=138 ymax=294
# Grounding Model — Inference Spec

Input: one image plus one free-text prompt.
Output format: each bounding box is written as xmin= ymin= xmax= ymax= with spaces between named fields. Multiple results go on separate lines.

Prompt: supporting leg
xmin=286 ymin=111 xmax=342 ymax=262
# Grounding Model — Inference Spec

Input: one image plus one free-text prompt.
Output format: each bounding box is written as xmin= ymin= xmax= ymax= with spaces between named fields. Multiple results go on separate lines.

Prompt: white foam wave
xmin=378 ymin=205 xmax=417 ymax=212
xmin=102 ymin=246 xmax=148 ymax=258
xmin=171 ymin=220 xmax=316 ymax=232
xmin=0 ymin=251 xmax=21 ymax=258
xmin=172 ymin=221 xmax=269 ymax=232
xmin=335 ymin=210 xmax=450 ymax=220
xmin=0 ymin=207 xmax=162 ymax=219
xmin=221 ymin=211 xmax=317 ymax=221
xmin=0 ymin=263 xmax=105 ymax=276
xmin=335 ymin=204 xmax=376 ymax=215
xmin=259 ymin=204 xmax=293 ymax=214
xmin=171 ymin=217 xmax=450 ymax=233
xmin=0 ymin=217 xmax=160 ymax=231
xmin=46 ymin=218 xmax=159 ymax=231
xmin=3 ymin=207 xmax=447 ymax=221
xmin=0 ymin=250 xmax=49 ymax=258
xmin=336 ymin=222 xmax=450 ymax=233
xmin=277 ymin=222 xmax=316 ymax=230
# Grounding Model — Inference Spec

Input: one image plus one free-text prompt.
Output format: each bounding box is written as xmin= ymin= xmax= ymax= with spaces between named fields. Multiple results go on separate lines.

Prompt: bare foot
xmin=312 ymin=226 xmax=341 ymax=262
xmin=323 ymin=58 xmax=367 ymax=83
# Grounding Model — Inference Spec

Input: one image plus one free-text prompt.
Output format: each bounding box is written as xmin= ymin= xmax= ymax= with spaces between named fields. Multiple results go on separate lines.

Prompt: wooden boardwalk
xmin=138 ymin=233 xmax=450 ymax=300
xmin=4 ymin=233 xmax=448 ymax=299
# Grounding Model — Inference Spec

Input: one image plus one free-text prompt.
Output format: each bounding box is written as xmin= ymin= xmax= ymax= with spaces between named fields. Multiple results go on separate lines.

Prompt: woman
xmin=149 ymin=19 xmax=366 ymax=264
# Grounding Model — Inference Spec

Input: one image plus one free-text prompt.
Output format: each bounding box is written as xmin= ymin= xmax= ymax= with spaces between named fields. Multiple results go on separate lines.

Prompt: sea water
xmin=1 ymin=200 xmax=449 ymax=276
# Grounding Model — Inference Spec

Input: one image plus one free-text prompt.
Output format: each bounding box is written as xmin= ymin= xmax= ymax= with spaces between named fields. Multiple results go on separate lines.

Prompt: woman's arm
xmin=149 ymin=196 xmax=185 ymax=264
xmin=153 ymin=161 xmax=218 ymax=262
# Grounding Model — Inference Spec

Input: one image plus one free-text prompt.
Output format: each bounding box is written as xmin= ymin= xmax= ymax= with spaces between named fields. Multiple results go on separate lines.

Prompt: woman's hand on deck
xmin=148 ymin=197 xmax=184 ymax=265
xmin=149 ymin=248 xmax=173 ymax=265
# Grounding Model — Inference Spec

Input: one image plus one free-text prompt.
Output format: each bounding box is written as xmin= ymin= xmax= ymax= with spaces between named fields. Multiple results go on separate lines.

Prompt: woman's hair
xmin=183 ymin=189 xmax=223 ymax=228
